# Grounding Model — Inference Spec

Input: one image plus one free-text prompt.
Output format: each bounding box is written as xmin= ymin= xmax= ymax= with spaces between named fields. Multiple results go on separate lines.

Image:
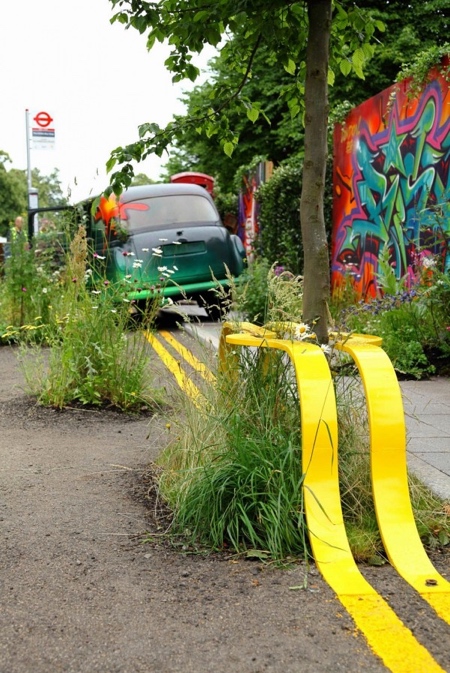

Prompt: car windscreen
xmin=120 ymin=195 xmax=218 ymax=232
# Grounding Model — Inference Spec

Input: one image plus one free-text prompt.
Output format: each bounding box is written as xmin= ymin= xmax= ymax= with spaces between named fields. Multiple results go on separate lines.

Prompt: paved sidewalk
xmin=401 ymin=378 xmax=450 ymax=501
xmin=186 ymin=321 xmax=450 ymax=503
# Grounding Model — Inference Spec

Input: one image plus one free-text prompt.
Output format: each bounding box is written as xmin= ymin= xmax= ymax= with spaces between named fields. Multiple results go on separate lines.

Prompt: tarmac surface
xmin=185 ymin=318 xmax=450 ymax=504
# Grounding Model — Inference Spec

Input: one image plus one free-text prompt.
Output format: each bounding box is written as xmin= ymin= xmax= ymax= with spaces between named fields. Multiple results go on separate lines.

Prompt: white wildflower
xmin=294 ymin=323 xmax=311 ymax=340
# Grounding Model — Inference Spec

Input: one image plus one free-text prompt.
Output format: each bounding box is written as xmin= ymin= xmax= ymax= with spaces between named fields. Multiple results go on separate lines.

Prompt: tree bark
xmin=300 ymin=0 xmax=332 ymax=343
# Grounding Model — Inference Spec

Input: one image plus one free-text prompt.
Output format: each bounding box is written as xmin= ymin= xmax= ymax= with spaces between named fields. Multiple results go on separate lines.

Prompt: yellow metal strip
xmin=224 ymin=330 xmax=445 ymax=672
xmin=158 ymin=330 xmax=216 ymax=383
xmin=335 ymin=335 xmax=450 ymax=624
xmin=144 ymin=330 xmax=204 ymax=408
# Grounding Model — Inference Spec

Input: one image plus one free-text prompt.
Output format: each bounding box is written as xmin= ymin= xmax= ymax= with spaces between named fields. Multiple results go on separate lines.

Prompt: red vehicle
xmin=170 ymin=172 xmax=215 ymax=197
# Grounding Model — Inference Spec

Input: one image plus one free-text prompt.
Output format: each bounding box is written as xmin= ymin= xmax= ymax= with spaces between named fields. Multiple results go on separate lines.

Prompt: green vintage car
xmin=86 ymin=183 xmax=246 ymax=319
xmin=28 ymin=183 xmax=246 ymax=320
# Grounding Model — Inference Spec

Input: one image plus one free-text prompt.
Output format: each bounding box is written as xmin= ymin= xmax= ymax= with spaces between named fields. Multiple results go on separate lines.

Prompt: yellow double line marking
xmin=147 ymin=325 xmax=449 ymax=672
xmin=144 ymin=330 xmax=214 ymax=407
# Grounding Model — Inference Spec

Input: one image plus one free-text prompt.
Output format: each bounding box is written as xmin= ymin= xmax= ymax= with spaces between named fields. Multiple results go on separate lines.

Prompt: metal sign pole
xmin=25 ymin=108 xmax=32 ymax=204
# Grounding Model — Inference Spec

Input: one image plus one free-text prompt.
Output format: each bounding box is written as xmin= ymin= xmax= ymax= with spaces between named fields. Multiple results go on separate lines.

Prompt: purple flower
xmin=274 ymin=265 xmax=285 ymax=277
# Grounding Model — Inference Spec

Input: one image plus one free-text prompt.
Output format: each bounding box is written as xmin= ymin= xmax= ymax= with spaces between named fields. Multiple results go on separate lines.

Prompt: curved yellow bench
xmin=222 ymin=325 xmax=446 ymax=672
xmin=334 ymin=333 xmax=450 ymax=624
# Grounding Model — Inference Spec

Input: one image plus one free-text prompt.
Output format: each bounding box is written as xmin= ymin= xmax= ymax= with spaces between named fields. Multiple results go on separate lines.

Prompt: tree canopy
xmin=159 ymin=0 xmax=450 ymax=192
xmin=107 ymin=0 xmax=387 ymax=340
xmin=107 ymin=0 xmax=383 ymax=195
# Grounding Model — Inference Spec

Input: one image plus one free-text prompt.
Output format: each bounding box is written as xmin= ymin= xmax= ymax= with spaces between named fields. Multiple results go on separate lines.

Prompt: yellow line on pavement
xmin=144 ymin=330 xmax=205 ymax=408
xmin=158 ymin=330 xmax=216 ymax=383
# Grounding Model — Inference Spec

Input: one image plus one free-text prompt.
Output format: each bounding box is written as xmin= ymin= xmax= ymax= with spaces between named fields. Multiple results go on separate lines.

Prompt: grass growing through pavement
xmin=17 ymin=225 xmax=164 ymax=412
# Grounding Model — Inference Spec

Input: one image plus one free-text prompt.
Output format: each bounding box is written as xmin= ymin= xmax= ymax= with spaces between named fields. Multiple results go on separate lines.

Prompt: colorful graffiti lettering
xmin=332 ymin=59 xmax=450 ymax=298
xmin=237 ymin=161 xmax=273 ymax=261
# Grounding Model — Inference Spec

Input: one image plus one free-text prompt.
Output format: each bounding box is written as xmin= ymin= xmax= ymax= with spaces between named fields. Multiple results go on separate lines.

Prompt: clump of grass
xmin=158 ymin=346 xmax=308 ymax=559
xmin=19 ymin=225 xmax=163 ymax=412
xmin=0 ymin=211 xmax=75 ymax=344
xmin=233 ymin=259 xmax=303 ymax=326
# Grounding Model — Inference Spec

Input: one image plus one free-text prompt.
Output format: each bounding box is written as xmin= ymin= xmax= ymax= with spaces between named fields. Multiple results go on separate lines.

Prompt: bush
xmin=254 ymin=156 xmax=333 ymax=275
xmin=337 ymin=261 xmax=450 ymax=379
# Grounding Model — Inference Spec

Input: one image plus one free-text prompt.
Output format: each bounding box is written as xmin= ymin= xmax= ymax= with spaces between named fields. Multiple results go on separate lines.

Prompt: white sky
xmin=0 ymin=0 xmax=213 ymax=203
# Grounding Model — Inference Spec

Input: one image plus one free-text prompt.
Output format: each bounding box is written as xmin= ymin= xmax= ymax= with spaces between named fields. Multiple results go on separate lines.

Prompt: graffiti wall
xmin=237 ymin=161 xmax=273 ymax=262
xmin=331 ymin=57 xmax=450 ymax=298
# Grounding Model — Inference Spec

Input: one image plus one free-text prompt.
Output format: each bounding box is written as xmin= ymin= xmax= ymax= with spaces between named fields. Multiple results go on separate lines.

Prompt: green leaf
xmin=194 ymin=10 xmax=209 ymax=23
xmin=186 ymin=64 xmax=200 ymax=82
xmin=284 ymin=59 xmax=296 ymax=75
xmin=247 ymin=107 xmax=260 ymax=123
xmin=289 ymin=104 xmax=300 ymax=120
xmin=339 ymin=59 xmax=352 ymax=77
xmin=352 ymin=48 xmax=365 ymax=70
xmin=223 ymin=141 xmax=235 ymax=157
xmin=106 ymin=157 xmax=117 ymax=173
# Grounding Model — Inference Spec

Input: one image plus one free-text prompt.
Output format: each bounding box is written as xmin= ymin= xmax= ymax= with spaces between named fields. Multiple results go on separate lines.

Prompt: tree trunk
xmin=300 ymin=0 xmax=332 ymax=343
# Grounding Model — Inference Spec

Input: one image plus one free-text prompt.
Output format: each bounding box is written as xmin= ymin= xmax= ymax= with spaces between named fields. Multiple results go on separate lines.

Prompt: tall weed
xmin=19 ymin=225 xmax=163 ymax=411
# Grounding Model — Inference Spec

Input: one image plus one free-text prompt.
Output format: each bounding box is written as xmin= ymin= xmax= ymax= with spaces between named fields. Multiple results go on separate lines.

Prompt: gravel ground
xmin=0 ymin=344 xmax=449 ymax=673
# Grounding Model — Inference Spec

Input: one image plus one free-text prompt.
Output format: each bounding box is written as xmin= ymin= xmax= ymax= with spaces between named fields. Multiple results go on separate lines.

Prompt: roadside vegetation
xmin=156 ymin=270 xmax=449 ymax=562
xmin=0 ymin=217 xmax=164 ymax=413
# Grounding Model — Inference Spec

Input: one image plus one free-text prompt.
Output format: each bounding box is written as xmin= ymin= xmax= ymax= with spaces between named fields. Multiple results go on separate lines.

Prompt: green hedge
xmin=255 ymin=156 xmax=333 ymax=274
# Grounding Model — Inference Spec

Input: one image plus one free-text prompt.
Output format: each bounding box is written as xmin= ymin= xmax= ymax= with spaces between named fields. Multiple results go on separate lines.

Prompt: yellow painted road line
xmin=144 ymin=330 xmax=205 ymax=408
xmin=225 ymin=331 xmax=446 ymax=673
xmin=158 ymin=330 xmax=216 ymax=383
xmin=336 ymin=335 xmax=450 ymax=625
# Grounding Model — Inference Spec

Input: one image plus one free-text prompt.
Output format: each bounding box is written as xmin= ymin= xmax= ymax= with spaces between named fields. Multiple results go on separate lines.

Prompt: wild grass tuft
xmin=18 ymin=225 xmax=164 ymax=412
xmin=158 ymin=346 xmax=308 ymax=559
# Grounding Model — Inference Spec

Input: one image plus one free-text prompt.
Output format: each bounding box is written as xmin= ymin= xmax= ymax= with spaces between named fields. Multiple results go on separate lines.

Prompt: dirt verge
xmin=1 ymin=345 xmax=449 ymax=673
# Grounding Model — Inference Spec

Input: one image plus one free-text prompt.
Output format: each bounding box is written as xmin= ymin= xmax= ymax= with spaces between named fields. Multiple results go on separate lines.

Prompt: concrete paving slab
xmin=404 ymin=414 xmax=450 ymax=437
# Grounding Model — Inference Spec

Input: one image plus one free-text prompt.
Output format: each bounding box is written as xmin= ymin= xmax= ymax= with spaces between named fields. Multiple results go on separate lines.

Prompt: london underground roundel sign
xmin=33 ymin=111 xmax=53 ymax=128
